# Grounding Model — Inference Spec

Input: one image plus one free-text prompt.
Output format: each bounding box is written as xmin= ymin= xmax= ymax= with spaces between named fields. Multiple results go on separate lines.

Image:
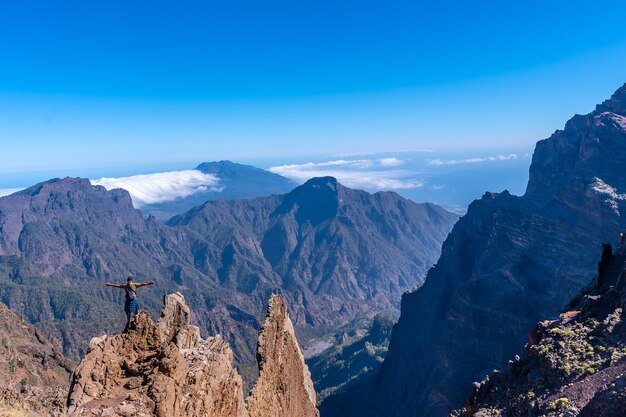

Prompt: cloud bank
xmin=427 ymin=153 xmax=518 ymax=166
xmin=0 ymin=188 xmax=24 ymax=198
xmin=269 ymin=158 xmax=423 ymax=190
xmin=91 ymin=170 xmax=222 ymax=207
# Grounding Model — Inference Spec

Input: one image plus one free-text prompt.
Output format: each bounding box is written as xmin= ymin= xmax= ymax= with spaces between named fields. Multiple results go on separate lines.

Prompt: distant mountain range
xmin=321 ymin=84 xmax=626 ymax=417
xmin=0 ymin=175 xmax=457 ymax=381
xmin=140 ymin=160 xmax=296 ymax=221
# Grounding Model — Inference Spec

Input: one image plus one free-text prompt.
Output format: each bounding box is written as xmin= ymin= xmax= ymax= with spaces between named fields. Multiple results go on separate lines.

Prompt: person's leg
xmin=124 ymin=300 xmax=132 ymax=331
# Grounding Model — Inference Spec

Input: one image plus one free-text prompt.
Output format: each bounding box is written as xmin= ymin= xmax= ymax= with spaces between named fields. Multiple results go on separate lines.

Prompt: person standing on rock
xmin=105 ymin=276 xmax=155 ymax=330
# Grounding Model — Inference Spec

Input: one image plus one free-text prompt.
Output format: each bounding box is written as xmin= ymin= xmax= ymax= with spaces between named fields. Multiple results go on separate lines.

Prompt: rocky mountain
xmin=0 ymin=175 xmax=457 ymax=381
xmin=456 ymin=238 xmax=626 ymax=417
xmin=140 ymin=161 xmax=296 ymax=221
xmin=0 ymin=301 xmax=72 ymax=416
xmin=168 ymin=176 xmax=457 ymax=327
xmin=322 ymin=84 xmax=626 ymax=417
xmin=67 ymin=293 xmax=319 ymax=417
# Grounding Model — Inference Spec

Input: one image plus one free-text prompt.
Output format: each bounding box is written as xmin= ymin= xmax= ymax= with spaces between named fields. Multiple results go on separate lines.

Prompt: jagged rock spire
xmin=66 ymin=293 xmax=319 ymax=417
xmin=247 ymin=294 xmax=319 ymax=417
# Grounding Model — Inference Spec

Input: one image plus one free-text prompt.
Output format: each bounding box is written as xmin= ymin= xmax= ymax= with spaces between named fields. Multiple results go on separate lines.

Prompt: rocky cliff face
xmin=0 ymin=301 xmax=72 ymax=416
xmin=323 ymin=84 xmax=626 ymax=417
xmin=66 ymin=293 xmax=318 ymax=417
xmin=456 ymin=237 xmax=626 ymax=417
xmin=0 ymin=174 xmax=456 ymax=374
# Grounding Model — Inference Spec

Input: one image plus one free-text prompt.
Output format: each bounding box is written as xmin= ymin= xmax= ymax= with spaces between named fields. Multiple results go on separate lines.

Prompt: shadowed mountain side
xmin=322 ymin=84 xmax=626 ymax=417
xmin=456 ymin=238 xmax=626 ymax=417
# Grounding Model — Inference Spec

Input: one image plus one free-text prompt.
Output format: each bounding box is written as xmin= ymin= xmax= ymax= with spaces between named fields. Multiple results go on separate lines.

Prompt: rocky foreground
xmin=0 ymin=292 xmax=319 ymax=417
xmin=65 ymin=292 xmax=319 ymax=417
xmin=455 ymin=237 xmax=626 ymax=417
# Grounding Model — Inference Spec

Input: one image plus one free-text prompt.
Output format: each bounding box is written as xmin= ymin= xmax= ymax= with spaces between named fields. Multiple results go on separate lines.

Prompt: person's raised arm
xmin=105 ymin=282 xmax=125 ymax=288
xmin=137 ymin=281 xmax=155 ymax=287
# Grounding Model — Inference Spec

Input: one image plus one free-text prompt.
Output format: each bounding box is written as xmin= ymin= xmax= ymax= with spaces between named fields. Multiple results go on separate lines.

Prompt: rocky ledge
xmin=66 ymin=293 xmax=319 ymax=417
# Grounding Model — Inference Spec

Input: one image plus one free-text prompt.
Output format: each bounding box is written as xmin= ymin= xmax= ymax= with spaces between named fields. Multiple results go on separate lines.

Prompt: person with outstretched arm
xmin=105 ymin=276 xmax=155 ymax=330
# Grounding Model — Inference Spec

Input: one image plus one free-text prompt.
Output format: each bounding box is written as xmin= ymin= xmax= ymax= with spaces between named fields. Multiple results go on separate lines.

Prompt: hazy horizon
xmin=2 ymin=1 xmax=626 ymax=212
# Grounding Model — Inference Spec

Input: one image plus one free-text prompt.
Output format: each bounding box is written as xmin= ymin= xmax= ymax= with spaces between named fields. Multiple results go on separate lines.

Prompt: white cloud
xmin=378 ymin=157 xmax=404 ymax=167
xmin=91 ymin=170 xmax=222 ymax=207
xmin=269 ymin=159 xmax=422 ymax=190
xmin=427 ymin=154 xmax=518 ymax=166
xmin=0 ymin=188 xmax=24 ymax=197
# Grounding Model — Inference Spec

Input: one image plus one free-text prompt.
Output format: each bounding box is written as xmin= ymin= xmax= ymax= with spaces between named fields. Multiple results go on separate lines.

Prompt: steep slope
xmin=169 ymin=176 xmax=458 ymax=327
xmin=0 ymin=301 xmax=72 ymax=416
xmin=0 ymin=175 xmax=456 ymax=379
xmin=456 ymin=238 xmax=626 ymax=417
xmin=67 ymin=293 xmax=318 ymax=417
xmin=141 ymin=161 xmax=296 ymax=221
xmin=324 ymin=84 xmax=626 ymax=417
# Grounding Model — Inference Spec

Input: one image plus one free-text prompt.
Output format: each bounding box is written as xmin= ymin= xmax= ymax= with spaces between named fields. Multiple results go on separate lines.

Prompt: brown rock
xmin=67 ymin=293 xmax=247 ymax=417
xmin=247 ymin=295 xmax=319 ymax=417
xmin=66 ymin=293 xmax=319 ymax=417
xmin=0 ymin=302 xmax=72 ymax=416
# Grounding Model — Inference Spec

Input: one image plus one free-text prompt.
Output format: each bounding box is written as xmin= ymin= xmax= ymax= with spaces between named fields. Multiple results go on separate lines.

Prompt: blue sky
xmin=1 ymin=1 xmax=626 ymax=204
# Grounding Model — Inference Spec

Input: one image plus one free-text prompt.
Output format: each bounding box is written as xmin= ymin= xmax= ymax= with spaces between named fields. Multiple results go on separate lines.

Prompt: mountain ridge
xmin=0 ymin=174 xmax=457 ymax=383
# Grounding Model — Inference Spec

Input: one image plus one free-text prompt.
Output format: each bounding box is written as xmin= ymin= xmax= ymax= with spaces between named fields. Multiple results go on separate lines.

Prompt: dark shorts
xmin=125 ymin=299 xmax=139 ymax=315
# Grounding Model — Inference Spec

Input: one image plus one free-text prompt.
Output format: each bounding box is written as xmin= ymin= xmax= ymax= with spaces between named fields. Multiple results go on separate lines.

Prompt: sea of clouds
xmin=91 ymin=170 xmax=222 ymax=207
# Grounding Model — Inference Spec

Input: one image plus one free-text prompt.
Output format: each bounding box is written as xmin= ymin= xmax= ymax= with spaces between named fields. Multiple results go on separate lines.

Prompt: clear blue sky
xmin=1 ymin=0 xmax=626 ymax=175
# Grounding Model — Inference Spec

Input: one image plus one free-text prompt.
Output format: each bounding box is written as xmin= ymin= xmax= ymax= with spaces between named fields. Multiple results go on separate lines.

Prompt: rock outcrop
xmin=322 ymin=83 xmax=626 ymax=417
xmin=455 ymin=237 xmax=626 ymax=417
xmin=0 ymin=301 xmax=73 ymax=416
xmin=247 ymin=295 xmax=319 ymax=417
xmin=66 ymin=293 xmax=318 ymax=417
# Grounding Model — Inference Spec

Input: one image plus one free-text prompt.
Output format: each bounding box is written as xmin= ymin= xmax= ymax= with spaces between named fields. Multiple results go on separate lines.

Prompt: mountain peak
xmin=195 ymin=160 xmax=239 ymax=172
xmin=17 ymin=177 xmax=95 ymax=196
xmin=195 ymin=160 xmax=279 ymax=179
xmin=276 ymin=177 xmax=342 ymax=225
xmin=301 ymin=176 xmax=339 ymax=190
xmin=595 ymin=82 xmax=626 ymax=115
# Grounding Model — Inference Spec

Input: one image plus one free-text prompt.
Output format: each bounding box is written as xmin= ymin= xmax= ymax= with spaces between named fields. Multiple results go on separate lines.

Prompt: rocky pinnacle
xmin=66 ymin=293 xmax=319 ymax=417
